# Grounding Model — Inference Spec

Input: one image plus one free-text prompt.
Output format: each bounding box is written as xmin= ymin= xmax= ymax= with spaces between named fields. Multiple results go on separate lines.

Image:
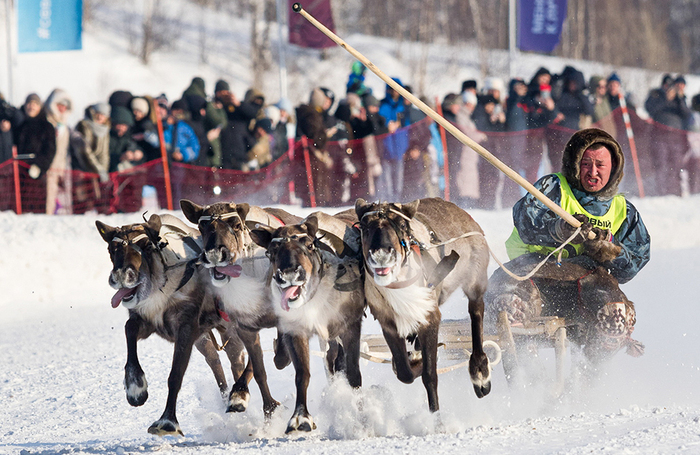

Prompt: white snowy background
xmin=2 ymin=2 xmax=700 ymax=454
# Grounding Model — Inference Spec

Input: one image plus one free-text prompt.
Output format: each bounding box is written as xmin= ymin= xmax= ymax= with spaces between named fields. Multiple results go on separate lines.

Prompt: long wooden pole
xmin=618 ymin=93 xmax=645 ymax=198
xmin=291 ymin=3 xmax=583 ymax=229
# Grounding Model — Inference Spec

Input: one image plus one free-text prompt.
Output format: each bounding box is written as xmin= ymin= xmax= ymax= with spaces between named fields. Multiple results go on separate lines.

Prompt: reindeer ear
xmin=354 ymin=198 xmax=371 ymax=219
xmin=400 ymin=199 xmax=420 ymax=219
xmin=249 ymin=224 xmax=275 ymax=249
xmin=236 ymin=203 xmax=251 ymax=221
xmin=180 ymin=199 xmax=203 ymax=224
xmin=96 ymin=220 xmax=117 ymax=243
xmin=144 ymin=214 xmax=162 ymax=243
xmin=304 ymin=215 xmax=319 ymax=238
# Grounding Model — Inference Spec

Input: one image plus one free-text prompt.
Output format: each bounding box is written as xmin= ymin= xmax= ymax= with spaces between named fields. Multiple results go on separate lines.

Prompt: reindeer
xmin=249 ymin=211 xmax=365 ymax=433
xmin=354 ymin=197 xmax=492 ymax=413
xmin=180 ymin=200 xmax=301 ymax=417
xmin=96 ymin=213 xmax=246 ymax=436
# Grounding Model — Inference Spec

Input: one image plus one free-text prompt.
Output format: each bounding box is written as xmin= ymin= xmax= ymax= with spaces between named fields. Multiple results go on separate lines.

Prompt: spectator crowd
xmin=1 ymin=62 xmax=699 ymax=214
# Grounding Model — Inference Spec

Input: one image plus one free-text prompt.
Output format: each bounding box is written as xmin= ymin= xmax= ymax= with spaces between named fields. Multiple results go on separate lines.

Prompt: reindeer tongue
xmin=215 ymin=264 xmax=242 ymax=277
xmin=375 ymin=267 xmax=392 ymax=277
xmin=111 ymin=287 xmax=135 ymax=308
xmin=281 ymin=286 xmax=300 ymax=312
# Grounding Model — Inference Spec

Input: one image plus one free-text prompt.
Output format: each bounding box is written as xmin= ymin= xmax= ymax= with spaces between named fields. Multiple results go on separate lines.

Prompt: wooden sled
xmin=495 ymin=311 xmax=569 ymax=396
xmin=360 ymin=319 xmax=502 ymax=375
xmin=359 ymin=312 xmax=569 ymax=397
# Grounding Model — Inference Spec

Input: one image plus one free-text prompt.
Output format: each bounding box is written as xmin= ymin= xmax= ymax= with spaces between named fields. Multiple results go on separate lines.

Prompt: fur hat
xmin=561 ymin=128 xmax=624 ymax=200
xmin=130 ymin=97 xmax=150 ymax=115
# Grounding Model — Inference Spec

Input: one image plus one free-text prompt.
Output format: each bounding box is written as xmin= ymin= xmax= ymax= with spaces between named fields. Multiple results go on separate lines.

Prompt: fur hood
xmin=561 ymin=128 xmax=624 ymax=200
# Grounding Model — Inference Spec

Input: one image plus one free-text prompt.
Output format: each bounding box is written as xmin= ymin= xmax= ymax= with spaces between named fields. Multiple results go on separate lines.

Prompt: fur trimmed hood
xmin=561 ymin=128 xmax=624 ymax=200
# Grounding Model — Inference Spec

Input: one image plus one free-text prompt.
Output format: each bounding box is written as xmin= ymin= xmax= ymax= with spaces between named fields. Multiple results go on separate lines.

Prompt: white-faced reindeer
xmin=180 ymin=200 xmax=301 ymax=417
xmin=249 ymin=210 xmax=365 ymax=433
xmin=355 ymin=197 xmax=492 ymax=413
xmin=96 ymin=214 xmax=246 ymax=436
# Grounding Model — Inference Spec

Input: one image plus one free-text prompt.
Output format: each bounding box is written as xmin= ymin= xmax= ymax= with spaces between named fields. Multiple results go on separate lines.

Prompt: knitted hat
xmin=130 ymin=97 xmax=150 ymax=115
xmin=111 ymin=106 xmax=135 ymax=127
xmin=275 ymin=97 xmax=293 ymax=113
xmin=93 ymin=102 xmax=111 ymax=117
xmin=214 ymin=79 xmax=230 ymax=93
xmin=607 ymin=72 xmax=621 ymax=84
xmin=25 ymin=93 xmax=42 ymax=105
xmin=362 ymin=93 xmax=380 ymax=108
xmin=461 ymin=80 xmax=477 ymax=92
xmin=256 ymin=118 xmax=273 ymax=134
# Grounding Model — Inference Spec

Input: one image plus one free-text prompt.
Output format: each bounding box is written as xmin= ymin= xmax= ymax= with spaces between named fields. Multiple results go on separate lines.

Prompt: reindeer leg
xmin=195 ymin=333 xmax=228 ymax=395
xmin=218 ymin=325 xmax=247 ymax=382
xmin=340 ymin=317 xmax=363 ymax=389
xmin=273 ymin=329 xmax=291 ymax=369
xmin=124 ymin=313 xmax=152 ymax=407
xmin=148 ymin=309 xmax=199 ymax=436
xmin=286 ymin=334 xmax=316 ymax=433
xmin=227 ymin=359 xmax=253 ymax=413
xmin=231 ymin=328 xmax=280 ymax=417
xmin=381 ymin=322 xmax=418 ymax=384
xmin=468 ymin=293 xmax=492 ymax=398
xmin=419 ymin=316 xmax=440 ymax=413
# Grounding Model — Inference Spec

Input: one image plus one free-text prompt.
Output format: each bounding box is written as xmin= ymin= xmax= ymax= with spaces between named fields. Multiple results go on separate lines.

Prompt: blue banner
xmin=17 ymin=0 xmax=83 ymax=53
xmin=518 ymin=0 xmax=567 ymax=53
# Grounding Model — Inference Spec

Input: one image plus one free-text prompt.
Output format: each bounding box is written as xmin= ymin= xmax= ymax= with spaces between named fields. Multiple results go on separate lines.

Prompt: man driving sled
xmin=485 ymin=128 xmax=650 ymax=362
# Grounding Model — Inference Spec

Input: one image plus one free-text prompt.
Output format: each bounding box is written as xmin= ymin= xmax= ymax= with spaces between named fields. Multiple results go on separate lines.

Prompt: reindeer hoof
xmin=285 ymin=414 xmax=316 ymax=434
xmin=226 ymin=390 xmax=250 ymax=413
xmin=263 ymin=399 xmax=282 ymax=419
xmin=124 ymin=368 xmax=148 ymax=407
xmin=147 ymin=418 xmax=183 ymax=436
xmin=473 ymin=381 xmax=491 ymax=398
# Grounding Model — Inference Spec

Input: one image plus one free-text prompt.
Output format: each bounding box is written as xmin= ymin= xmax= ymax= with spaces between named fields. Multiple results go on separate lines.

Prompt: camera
xmin=0 ymin=99 xmax=18 ymax=122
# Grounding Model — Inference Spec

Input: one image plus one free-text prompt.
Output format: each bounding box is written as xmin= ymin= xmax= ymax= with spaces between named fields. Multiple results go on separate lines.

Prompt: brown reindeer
xmin=180 ymin=200 xmax=301 ymax=417
xmin=249 ymin=212 xmax=365 ymax=433
xmin=355 ymin=197 xmax=492 ymax=412
xmin=96 ymin=214 xmax=245 ymax=436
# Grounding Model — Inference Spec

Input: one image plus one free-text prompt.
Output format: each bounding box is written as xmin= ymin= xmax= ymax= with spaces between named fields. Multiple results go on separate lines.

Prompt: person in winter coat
xmin=644 ymin=75 xmax=692 ymax=196
xmin=295 ymin=87 xmax=336 ymax=206
xmin=13 ymin=94 xmax=56 ymax=213
xmin=346 ymin=61 xmax=372 ymax=97
xmin=556 ymin=69 xmax=594 ymax=131
xmin=219 ymin=86 xmax=264 ymax=170
xmin=378 ymin=77 xmax=410 ymax=201
xmin=109 ymin=106 xmax=142 ymax=172
xmin=161 ymin=100 xmax=200 ymax=164
xmin=485 ymin=128 xmax=650 ymax=361
xmin=129 ymin=97 xmax=160 ymax=162
xmin=44 ymin=88 xmax=74 ymax=214
xmin=75 ymin=103 xmax=111 ymax=180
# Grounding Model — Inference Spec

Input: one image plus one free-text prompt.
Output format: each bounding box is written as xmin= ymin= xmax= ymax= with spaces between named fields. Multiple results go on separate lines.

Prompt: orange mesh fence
xmin=1 ymin=110 xmax=697 ymax=215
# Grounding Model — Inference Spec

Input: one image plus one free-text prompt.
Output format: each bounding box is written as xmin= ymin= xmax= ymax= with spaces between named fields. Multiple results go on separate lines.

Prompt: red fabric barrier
xmin=1 ymin=110 xmax=697 ymax=215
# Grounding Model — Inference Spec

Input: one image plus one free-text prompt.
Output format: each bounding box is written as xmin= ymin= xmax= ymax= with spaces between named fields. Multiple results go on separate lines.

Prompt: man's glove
xmin=555 ymin=213 xmax=592 ymax=243
xmin=583 ymin=230 xmax=621 ymax=263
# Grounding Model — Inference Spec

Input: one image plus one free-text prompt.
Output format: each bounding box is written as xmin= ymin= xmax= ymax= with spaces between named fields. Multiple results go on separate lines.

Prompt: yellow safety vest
xmin=505 ymin=173 xmax=627 ymax=260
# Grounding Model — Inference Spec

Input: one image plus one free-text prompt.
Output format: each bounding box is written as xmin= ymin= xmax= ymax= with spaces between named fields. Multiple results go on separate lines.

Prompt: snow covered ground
xmin=2 ymin=194 xmax=700 ymax=454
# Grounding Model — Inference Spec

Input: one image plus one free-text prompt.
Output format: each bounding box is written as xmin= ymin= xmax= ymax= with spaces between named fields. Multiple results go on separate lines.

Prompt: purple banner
xmin=518 ymin=0 xmax=567 ymax=53
xmin=288 ymin=0 xmax=336 ymax=49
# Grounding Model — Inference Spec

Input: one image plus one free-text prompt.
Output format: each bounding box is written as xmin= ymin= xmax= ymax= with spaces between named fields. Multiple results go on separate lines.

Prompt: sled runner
xmin=359 ymin=319 xmax=503 ymax=376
